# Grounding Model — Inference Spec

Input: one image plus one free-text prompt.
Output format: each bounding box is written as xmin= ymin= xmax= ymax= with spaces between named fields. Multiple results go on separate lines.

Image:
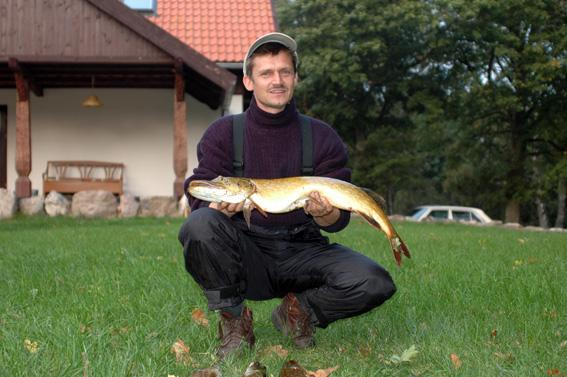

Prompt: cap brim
xmin=243 ymin=32 xmax=297 ymax=75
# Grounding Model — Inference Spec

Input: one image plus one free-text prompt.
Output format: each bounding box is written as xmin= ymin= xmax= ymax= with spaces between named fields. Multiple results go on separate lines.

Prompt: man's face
xmin=243 ymin=50 xmax=298 ymax=114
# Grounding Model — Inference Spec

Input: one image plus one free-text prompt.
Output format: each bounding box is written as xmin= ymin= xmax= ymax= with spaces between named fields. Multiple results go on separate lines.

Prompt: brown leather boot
xmin=271 ymin=293 xmax=315 ymax=348
xmin=217 ymin=306 xmax=255 ymax=359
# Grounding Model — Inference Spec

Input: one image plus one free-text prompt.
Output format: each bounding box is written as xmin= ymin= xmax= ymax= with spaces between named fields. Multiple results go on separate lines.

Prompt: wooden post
xmin=14 ymin=71 xmax=32 ymax=198
xmin=173 ymin=62 xmax=188 ymax=198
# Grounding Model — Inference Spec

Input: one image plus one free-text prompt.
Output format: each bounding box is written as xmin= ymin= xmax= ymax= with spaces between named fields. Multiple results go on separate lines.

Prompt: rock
xmin=19 ymin=196 xmax=45 ymax=216
xmin=118 ymin=193 xmax=140 ymax=218
xmin=71 ymin=190 xmax=118 ymax=218
xmin=45 ymin=191 xmax=70 ymax=216
xmin=0 ymin=188 xmax=17 ymax=219
xmin=139 ymin=196 xmax=178 ymax=217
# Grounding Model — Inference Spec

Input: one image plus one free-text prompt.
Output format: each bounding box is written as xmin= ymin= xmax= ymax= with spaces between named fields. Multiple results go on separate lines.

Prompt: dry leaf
xmin=547 ymin=369 xmax=561 ymax=376
xmin=260 ymin=344 xmax=289 ymax=358
xmin=491 ymin=329 xmax=498 ymax=337
xmin=24 ymin=339 xmax=39 ymax=353
xmin=450 ymin=353 xmax=462 ymax=369
xmin=191 ymin=308 xmax=210 ymax=327
xmin=493 ymin=352 xmax=514 ymax=362
xmin=560 ymin=340 xmax=567 ymax=349
xmin=307 ymin=366 xmax=339 ymax=377
xmin=389 ymin=345 xmax=419 ymax=364
xmin=191 ymin=367 xmax=221 ymax=377
xmin=170 ymin=339 xmax=191 ymax=364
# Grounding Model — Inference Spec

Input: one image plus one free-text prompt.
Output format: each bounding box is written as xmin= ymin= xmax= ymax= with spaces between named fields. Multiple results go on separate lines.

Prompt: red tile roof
xmin=149 ymin=0 xmax=277 ymax=63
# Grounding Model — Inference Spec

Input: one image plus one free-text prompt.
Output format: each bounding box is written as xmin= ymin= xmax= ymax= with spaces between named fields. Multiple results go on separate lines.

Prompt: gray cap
xmin=243 ymin=32 xmax=298 ymax=76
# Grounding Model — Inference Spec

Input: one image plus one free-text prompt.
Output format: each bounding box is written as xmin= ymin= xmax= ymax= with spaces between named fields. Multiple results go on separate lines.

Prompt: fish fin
xmin=243 ymin=199 xmax=254 ymax=229
xmin=248 ymin=198 xmax=268 ymax=218
xmin=360 ymin=187 xmax=387 ymax=211
xmin=355 ymin=211 xmax=384 ymax=232
xmin=390 ymin=236 xmax=411 ymax=266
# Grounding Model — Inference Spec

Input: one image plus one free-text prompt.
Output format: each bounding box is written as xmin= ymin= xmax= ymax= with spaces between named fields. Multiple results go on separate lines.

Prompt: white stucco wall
xmin=0 ymin=88 xmax=243 ymax=197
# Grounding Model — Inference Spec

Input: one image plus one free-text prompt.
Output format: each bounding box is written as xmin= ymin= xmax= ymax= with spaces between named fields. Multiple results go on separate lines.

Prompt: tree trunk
xmin=505 ymin=199 xmax=520 ymax=223
xmin=535 ymin=196 xmax=549 ymax=228
xmin=555 ymin=178 xmax=566 ymax=228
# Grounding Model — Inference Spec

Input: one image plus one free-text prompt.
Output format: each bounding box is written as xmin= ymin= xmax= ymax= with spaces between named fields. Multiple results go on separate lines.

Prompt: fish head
xmin=188 ymin=176 xmax=255 ymax=203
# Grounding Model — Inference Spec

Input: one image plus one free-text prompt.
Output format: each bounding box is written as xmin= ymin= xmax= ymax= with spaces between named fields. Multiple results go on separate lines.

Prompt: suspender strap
xmin=232 ymin=113 xmax=313 ymax=177
xmin=300 ymin=114 xmax=313 ymax=176
xmin=232 ymin=113 xmax=245 ymax=177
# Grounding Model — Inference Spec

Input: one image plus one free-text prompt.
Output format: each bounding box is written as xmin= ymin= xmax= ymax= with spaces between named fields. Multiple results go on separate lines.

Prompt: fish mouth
xmin=188 ymin=180 xmax=229 ymax=199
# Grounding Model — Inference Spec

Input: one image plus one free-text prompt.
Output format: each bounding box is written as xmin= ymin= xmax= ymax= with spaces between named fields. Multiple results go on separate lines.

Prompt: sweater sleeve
xmin=310 ymin=118 xmax=352 ymax=233
xmin=183 ymin=116 xmax=234 ymax=211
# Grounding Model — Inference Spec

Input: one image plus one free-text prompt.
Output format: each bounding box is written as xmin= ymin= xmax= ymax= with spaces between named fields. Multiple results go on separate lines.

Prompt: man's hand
xmin=304 ymin=191 xmax=340 ymax=227
xmin=209 ymin=201 xmax=245 ymax=217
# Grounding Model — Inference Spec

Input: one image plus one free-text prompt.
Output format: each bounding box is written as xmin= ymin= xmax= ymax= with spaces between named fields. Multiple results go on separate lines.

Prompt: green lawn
xmin=1 ymin=216 xmax=566 ymax=376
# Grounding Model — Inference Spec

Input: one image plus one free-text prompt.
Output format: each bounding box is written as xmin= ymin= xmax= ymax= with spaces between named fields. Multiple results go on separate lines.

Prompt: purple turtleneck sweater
xmin=184 ymin=97 xmax=351 ymax=232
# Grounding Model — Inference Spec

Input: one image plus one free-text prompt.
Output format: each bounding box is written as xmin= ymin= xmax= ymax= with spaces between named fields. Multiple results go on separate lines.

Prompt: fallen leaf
xmin=560 ymin=340 xmax=567 ymax=349
xmin=493 ymin=352 xmax=514 ymax=362
xmin=547 ymin=369 xmax=561 ymax=375
xmin=170 ymin=339 xmax=192 ymax=365
xmin=389 ymin=345 xmax=419 ymax=364
xmin=24 ymin=339 xmax=39 ymax=353
xmin=190 ymin=367 xmax=221 ymax=377
xmin=491 ymin=329 xmax=498 ymax=338
xmin=260 ymin=344 xmax=289 ymax=358
xmin=307 ymin=366 xmax=339 ymax=377
xmin=191 ymin=308 xmax=210 ymax=327
xmin=450 ymin=353 xmax=462 ymax=369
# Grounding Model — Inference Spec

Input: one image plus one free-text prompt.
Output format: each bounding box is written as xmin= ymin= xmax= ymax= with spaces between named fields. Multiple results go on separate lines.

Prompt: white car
xmin=408 ymin=205 xmax=493 ymax=224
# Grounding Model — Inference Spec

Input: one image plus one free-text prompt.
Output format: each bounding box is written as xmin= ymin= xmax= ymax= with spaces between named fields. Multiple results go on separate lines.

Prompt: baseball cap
xmin=243 ymin=32 xmax=298 ymax=76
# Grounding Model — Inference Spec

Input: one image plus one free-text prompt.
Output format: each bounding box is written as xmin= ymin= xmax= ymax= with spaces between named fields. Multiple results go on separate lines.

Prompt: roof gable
xmin=149 ymin=0 xmax=278 ymax=63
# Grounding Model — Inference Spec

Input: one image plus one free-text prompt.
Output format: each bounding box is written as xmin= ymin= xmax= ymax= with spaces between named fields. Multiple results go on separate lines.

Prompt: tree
xmin=436 ymin=0 xmax=567 ymax=223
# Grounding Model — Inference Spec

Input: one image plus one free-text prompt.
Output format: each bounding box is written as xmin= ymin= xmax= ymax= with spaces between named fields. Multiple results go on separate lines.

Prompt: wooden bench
xmin=42 ymin=160 xmax=124 ymax=195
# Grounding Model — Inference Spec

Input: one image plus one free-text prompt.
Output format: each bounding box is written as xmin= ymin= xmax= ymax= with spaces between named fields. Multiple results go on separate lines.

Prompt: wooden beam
xmin=14 ymin=73 xmax=32 ymax=198
xmin=8 ymin=58 xmax=44 ymax=97
xmin=174 ymin=59 xmax=185 ymax=102
xmin=0 ymin=106 xmax=7 ymax=189
xmin=173 ymin=69 xmax=187 ymax=198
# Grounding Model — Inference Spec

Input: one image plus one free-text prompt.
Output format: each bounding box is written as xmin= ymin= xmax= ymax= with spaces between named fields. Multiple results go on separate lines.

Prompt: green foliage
xmin=277 ymin=0 xmax=567 ymax=224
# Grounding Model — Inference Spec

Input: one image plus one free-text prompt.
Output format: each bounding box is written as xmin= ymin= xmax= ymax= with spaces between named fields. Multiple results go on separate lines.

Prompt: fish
xmin=189 ymin=176 xmax=411 ymax=266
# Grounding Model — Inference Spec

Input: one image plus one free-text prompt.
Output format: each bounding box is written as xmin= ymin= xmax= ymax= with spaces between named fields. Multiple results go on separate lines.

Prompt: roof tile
xmin=149 ymin=0 xmax=277 ymax=63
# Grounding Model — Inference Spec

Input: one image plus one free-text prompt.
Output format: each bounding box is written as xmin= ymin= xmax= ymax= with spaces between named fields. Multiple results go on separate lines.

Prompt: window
xmin=428 ymin=210 xmax=449 ymax=220
xmin=453 ymin=211 xmax=472 ymax=222
xmin=123 ymin=0 xmax=156 ymax=13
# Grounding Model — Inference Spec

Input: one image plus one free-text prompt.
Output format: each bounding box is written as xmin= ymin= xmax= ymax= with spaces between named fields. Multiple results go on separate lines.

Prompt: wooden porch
xmin=0 ymin=0 xmax=236 ymax=198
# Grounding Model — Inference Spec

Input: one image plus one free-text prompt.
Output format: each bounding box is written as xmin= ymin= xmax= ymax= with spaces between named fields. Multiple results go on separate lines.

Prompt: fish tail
xmin=390 ymin=236 xmax=411 ymax=267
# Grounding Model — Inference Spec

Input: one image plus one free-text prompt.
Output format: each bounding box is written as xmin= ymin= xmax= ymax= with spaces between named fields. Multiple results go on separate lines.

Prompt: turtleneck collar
xmin=247 ymin=96 xmax=299 ymax=129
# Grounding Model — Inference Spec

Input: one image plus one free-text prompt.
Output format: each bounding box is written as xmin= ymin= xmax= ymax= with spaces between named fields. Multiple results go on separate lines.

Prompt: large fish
xmin=189 ymin=176 xmax=411 ymax=266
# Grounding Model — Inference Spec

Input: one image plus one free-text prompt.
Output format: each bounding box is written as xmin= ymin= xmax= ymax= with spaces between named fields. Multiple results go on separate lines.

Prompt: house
xmin=0 ymin=0 xmax=278 ymax=199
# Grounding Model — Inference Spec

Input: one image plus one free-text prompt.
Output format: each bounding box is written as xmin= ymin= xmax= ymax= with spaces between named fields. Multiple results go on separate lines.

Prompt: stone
xmin=118 ymin=193 xmax=140 ymax=218
xmin=19 ymin=196 xmax=45 ymax=216
xmin=72 ymin=190 xmax=118 ymax=218
xmin=139 ymin=196 xmax=178 ymax=217
xmin=45 ymin=191 xmax=70 ymax=216
xmin=0 ymin=188 xmax=17 ymax=219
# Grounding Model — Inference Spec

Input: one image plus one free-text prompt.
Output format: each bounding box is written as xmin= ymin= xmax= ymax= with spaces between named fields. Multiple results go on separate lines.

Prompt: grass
xmin=0 ymin=215 xmax=566 ymax=376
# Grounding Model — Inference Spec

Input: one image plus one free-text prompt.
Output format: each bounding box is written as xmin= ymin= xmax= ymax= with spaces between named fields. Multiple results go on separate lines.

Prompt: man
xmin=178 ymin=32 xmax=396 ymax=358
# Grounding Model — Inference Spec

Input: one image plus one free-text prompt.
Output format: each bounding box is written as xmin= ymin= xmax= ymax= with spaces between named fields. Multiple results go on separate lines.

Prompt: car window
xmin=428 ymin=210 xmax=449 ymax=220
xmin=471 ymin=213 xmax=482 ymax=222
xmin=410 ymin=207 xmax=428 ymax=220
xmin=453 ymin=211 xmax=472 ymax=221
